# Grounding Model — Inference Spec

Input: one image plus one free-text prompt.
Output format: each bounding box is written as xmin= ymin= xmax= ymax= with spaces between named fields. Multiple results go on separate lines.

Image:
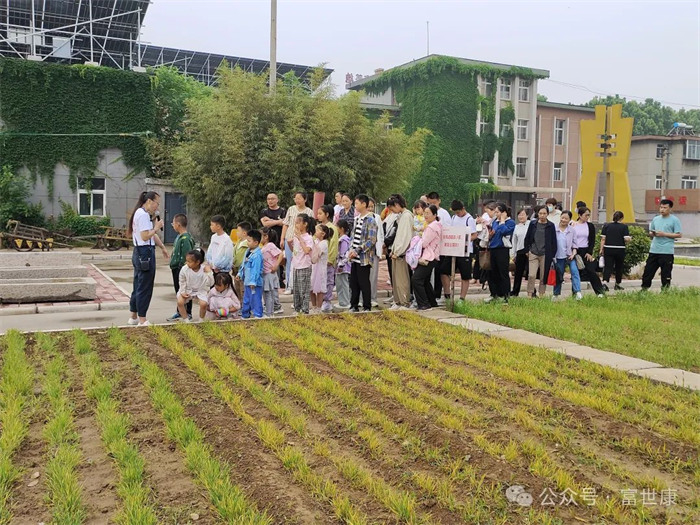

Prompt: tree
xmin=0 ymin=165 xmax=45 ymax=231
xmin=537 ymin=94 xmax=548 ymax=102
xmin=586 ymin=96 xmax=700 ymax=136
xmin=171 ymin=67 xmax=428 ymax=226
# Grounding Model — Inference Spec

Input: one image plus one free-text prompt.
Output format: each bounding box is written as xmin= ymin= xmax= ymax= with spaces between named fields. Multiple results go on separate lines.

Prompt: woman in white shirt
xmin=127 ymin=191 xmax=169 ymax=326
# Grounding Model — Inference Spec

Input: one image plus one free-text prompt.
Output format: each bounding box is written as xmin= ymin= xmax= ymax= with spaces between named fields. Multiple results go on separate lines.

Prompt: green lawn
xmin=675 ymin=257 xmax=700 ymax=267
xmin=453 ymin=288 xmax=700 ymax=372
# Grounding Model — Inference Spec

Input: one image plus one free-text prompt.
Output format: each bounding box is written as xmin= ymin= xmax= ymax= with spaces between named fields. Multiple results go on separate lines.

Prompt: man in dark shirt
xmin=260 ymin=193 xmax=286 ymax=247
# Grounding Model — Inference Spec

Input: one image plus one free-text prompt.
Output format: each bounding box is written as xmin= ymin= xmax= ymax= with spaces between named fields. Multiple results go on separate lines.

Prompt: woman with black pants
xmin=485 ymin=203 xmax=515 ymax=303
xmin=127 ymin=191 xmax=169 ymax=327
xmin=412 ymin=205 xmax=443 ymax=310
xmin=600 ymin=210 xmax=630 ymax=291
xmin=572 ymin=206 xmax=605 ymax=297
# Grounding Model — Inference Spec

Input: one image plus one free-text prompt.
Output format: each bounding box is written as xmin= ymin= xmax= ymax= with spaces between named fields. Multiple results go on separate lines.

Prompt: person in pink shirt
xmin=411 ymin=205 xmax=443 ymax=310
xmin=292 ymin=214 xmax=315 ymax=314
xmin=261 ymin=228 xmax=285 ymax=316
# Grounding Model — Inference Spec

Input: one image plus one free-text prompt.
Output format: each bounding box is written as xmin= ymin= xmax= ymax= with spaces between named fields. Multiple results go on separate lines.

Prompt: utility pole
xmin=270 ymin=0 xmax=277 ymax=94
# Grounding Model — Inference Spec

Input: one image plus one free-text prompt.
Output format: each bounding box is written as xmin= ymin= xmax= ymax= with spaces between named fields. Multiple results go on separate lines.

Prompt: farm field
xmin=0 ymin=313 xmax=698 ymax=525
xmin=453 ymin=288 xmax=700 ymax=372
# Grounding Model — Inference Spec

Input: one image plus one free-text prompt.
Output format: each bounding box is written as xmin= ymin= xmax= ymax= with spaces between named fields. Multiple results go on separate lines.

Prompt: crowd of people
xmin=125 ymin=190 xmax=682 ymax=326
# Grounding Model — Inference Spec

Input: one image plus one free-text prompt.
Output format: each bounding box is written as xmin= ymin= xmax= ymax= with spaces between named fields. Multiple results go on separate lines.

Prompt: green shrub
xmin=0 ymin=165 xmax=46 ymax=231
xmin=594 ymin=224 xmax=650 ymax=274
xmin=49 ymin=201 xmax=111 ymax=237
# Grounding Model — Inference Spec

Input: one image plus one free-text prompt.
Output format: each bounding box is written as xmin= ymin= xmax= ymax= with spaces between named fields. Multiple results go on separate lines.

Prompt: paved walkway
xmin=416 ymin=308 xmax=700 ymax=392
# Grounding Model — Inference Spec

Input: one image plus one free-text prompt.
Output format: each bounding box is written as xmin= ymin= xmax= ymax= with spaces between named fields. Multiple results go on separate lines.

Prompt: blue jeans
xmin=130 ymin=245 xmax=156 ymax=317
xmin=242 ymin=285 xmax=263 ymax=318
xmin=284 ymin=241 xmax=293 ymax=290
xmin=553 ymin=258 xmax=581 ymax=296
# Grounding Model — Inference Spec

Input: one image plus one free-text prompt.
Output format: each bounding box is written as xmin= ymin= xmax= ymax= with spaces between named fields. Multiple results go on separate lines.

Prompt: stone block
xmin=0 ymin=251 xmax=82 ymax=267
xmin=0 ymin=277 xmax=97 ymax=303
xmin=0 ymin=266 xmax=87 ymax=279
xmin=37 ymin=303 xmax=100 ymax=314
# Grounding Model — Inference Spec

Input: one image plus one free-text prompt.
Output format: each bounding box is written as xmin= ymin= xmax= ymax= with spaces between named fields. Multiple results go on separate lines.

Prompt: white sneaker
xmin=484 ymin=297 xmax=494 ymax=304
xmin=283 ymin=289 xmax=292 ymax=295
xmin=435 ymin=298 xmax=446 ymax=306
xmin=371 ymin=300 xmax=379 ymax=308
xmin=127 ymin=318 xmax=139 ymax=326
xmin=575 ymin=292 xmax=583 ymax=300
xmin=597 ymin=294 xmax=605 ymax=298
xmin=389 ymin=304 xmax=401 ymax=311
xmin=137 ymin=320 xmax=151 ymax=327
xmin=274 ymin=305 xmax=284 ymax=313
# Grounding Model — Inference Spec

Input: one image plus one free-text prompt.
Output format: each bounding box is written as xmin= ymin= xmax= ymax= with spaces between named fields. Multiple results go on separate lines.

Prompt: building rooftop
xmin=347 ymin=54 xmax=549 ymax=90
xmin=632 ymin=135 xmax=699 ymax=142
xmin=537 ymin=101 xmax=595 ymax=112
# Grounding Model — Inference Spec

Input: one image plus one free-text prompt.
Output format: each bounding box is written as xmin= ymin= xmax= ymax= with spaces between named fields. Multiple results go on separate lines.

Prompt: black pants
xmin=130 ymin=245 xmax=156 ymax=318
xmin=579 ymin=257 xmax=605 ymax=294
xmin=387 ymin=254 xmax=393 ymax=285
xmin=641 ymin=253 xmax=674 ymax=289
xmin=487 ymin=248 xmax=511 ymax=299
xmin=171 ymin=267 xmax=193 ymax=316
xmin=432 ymin=266 xmax=443 ymax=299
xmin=412 ymin=260 xmax=439 ymax=308
xmin=510 ymin=251 xmax=528 ymax=296
xmin=350 ymin=263 xmax=372 ymax=310
xmin=603 ymin=249 xmax=625 ymax=285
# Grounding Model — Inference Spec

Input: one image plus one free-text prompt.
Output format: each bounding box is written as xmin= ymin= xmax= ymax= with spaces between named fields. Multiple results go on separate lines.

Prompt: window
xmin=553 ymin=162 xmax=563 ymax=182
xmin=656 ymin=144 xmax=666 ymax=159
xmin=555 ymin=119 xmax=566 ymax=146
xmin=686 ymin=140 xmax=700 ymax=160
xmin=482 ymin=161 xmax=490 ymax=177
xmin=77 ymin=177 xmax=106 ymax=216
xmin=655 ymin=175 xmax=662 ymax=190
xmin=500 ymin=79 xmax=511 ymax=100
xmin=517 ymin=119 xmax=529 ymax=140
xmin=516 ymin=157 xmax=527 ymax=179
xmin=479 ymin=119 xmax=491 ymax=135
xmin=518 ymin=80 xmax=530 ymax=102
xmin=481 ymin=78 xmax=492 ymax=97
xmin=500 ymin=123 xmax=511 ymax=136
xmin=383 ymin=122 xmax=393 ymax=131
xmin=681 ymin=176 xmax=698 ymax=189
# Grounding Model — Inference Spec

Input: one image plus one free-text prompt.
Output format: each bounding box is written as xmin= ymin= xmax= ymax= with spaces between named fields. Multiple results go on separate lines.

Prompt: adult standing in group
xmin=347 ymin=194 xmax=377 ymax=312
xmin=571 ymin=207 xmax=606 ymax=297
xmin=368 ymin=198 xmax=385 ymax=308
xmin=412 ymin=205 xmax=443 ymax=310
xmin=641 ymin=199 xmax=682 ymax=290
xmin=509 ymin=209 xmax=530 ymax=297
xmin=485 ymin=203 xmax=515 ymax=303
xmin=524 ymin=206 xmax=557 ymax=298
xmin=333 ymin=191 xmax=345 ymax=223
xmin=387 ymin=194 xmax=414 ymax=309
xmin=317 ymin=204 xmax=338 ymax=313
xmin=600 ymin=211 xmax=631 ymax=291
xmin=260 ymin=193 xmax=287 ymax=286
xmin=545 ymin=197 xmax=562 ymax=224
xmin=440 ymin=200 xmax=477 ymax=301
xmin=553 ymin=211 xmax=582 ymax=300
xmin=280 ymin=191 xmax=313 ymax=295
xmin=337 ymin=193 xmax=356 ymax=234
xmin=426 ymin=192 xmax=450 ymax=303
xmin=127 ymin=191 xmax=169 ymax=327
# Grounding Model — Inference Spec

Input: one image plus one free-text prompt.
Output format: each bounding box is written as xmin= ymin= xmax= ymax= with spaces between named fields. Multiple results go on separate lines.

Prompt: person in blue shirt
xmin=485 ymin=202 xmax=516 ymax=303
xmin=641 ymin=199 xmax=682 ymax=290
xmin=236 ymin=229 xmax=264 ymax=318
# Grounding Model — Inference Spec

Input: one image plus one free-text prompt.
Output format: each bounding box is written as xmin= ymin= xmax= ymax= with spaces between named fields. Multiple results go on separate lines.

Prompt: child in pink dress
xmin=310 ymin=224 xmax=330 ymax=313
xmin=205 ymin=272 xmax=240 ymax=320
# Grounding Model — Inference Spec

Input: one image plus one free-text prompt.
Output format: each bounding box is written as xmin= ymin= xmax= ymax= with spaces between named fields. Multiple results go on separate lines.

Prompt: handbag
xmin=546 ymin=264 xmax=557 ymax=286
xmin=598 ymin=255 xmax=605 ymax=269
xmin=479 ymin=249 xmax=491 ymax=271
xmin=574 ymin=254 xmax=585 ymax=270
xmin=502 ymin=234 xmax=512 ymax=249
xmin=508 ymin=258 xmax=516 ymax=273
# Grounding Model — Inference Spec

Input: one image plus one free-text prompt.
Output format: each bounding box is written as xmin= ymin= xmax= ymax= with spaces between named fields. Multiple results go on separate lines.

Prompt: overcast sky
xmin=141 ymin=0 xmax=700 ymax=110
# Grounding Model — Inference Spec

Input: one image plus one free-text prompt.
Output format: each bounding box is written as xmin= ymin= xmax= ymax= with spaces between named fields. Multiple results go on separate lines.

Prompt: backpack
xmin=405 ymin=235 xmax=423 ymax=270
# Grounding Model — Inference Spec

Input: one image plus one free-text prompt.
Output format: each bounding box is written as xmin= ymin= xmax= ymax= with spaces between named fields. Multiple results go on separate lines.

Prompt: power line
xmin=542 ymin=79 xmax=700 ymax=109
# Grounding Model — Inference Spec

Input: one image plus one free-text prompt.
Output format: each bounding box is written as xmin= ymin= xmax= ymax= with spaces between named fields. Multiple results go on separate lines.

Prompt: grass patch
xmin=452 ymin=288 xmax=700 ymax=371
xmin=675 ymin=257 xmax=700 ymax=267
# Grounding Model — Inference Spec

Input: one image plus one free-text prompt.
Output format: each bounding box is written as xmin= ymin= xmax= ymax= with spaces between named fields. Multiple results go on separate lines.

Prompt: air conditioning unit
xmin=480 ymin=177 xmax=490 ymax=184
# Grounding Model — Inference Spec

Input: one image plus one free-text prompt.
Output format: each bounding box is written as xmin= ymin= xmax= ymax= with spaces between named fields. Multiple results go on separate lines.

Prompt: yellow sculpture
xmin=574 ymin=104 xmax=634 ymax=220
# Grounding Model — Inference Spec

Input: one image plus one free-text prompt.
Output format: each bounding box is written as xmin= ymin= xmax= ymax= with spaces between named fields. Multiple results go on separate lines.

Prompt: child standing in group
xmin=167 ymin=213 xmax=195 ymax=321
xmin=237 ymin=229 xmax=264 ymax=319
xmin=232 ymin=222 xmax=251 ymax=300
xmin=261 ymin=228 xmax=285 ymax=317
xmin=204 ymin=215 xmax=234 ymax=276
xmin=206 ymin=272 xmax=240 ymax=320
xmin=310 ymin=224 xmax=331 ymax=313
xmin=177 ymin=249 xmax=213 ymax=322
xmin=292 ymin=214 xmax=315 ymax=314
xmin=335 ymin=219 xmax=351 ymax=309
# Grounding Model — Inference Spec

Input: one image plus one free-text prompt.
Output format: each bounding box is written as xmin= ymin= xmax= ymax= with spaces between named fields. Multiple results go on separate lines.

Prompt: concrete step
xmin=0 ymin=266 xmax=88 ymax=279
xmin=0 ymin=277 xmax=96 ymax=303
xmin=0 ymin=251 xmax=82 ymax=267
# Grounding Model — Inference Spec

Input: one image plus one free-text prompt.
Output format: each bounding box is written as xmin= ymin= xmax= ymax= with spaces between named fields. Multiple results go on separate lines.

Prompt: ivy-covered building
xmin=348 ymin=55 xmax=550 ymax=211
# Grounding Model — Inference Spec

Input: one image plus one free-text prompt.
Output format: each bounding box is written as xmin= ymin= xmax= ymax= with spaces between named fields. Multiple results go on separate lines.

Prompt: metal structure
xmin=0 ymin=0 xmax=330 ymax=85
